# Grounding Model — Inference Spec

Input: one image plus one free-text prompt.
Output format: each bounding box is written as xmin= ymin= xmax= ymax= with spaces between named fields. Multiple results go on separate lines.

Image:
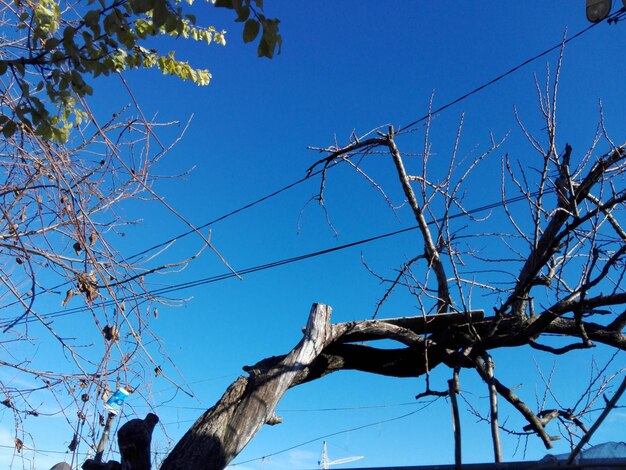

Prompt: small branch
xmin=306 ymin=137 xmax=387 ymax=175
xmin=492 ymin=377 xmax=555 ymax=449
xmin=528 ymin=338 xmax=594 ymax=355
xmin=608 ymin=309 xmax=626 ymax=332
xmin=474 ymin=356 xmax=554 ymax=449
xmin=415 ymin=388 xmax=448 ymax=400
xmin=567 ymin=375 xmax=626 ymax=465
xmin=522 ymin=409 xmax=588 ymax=434
xmin=385 ymin=128 xmax=452 ymax=312
xmin=266 ymin=414 xmax=282 ymax=426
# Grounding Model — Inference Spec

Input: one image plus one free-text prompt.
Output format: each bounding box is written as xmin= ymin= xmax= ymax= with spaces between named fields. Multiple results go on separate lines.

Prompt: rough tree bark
xmin=160 ymin=304 xmax=337 ymax=470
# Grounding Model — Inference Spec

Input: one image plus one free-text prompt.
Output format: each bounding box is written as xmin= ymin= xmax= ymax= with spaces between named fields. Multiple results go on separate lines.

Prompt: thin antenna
xmin=319 ymin=441 xmax=364 ymax=470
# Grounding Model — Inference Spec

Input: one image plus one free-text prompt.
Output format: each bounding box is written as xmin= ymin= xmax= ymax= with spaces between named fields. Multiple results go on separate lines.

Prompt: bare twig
xmin=567 ymin=375 xmax=626 ymax=464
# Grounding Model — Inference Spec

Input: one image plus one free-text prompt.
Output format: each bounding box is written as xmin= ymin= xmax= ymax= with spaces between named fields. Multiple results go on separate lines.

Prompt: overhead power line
xmin=126 ymin=164 xmax=334 ymax=262
xmin=124 ymin=16 xmax=612 ymax=263
xmin=230 ymin=397 xmax=441 ymax=467
xmin=2 ymin=13 xmax=617 ymax=327
xmin=397 ymin=18 xmax=607 ymax=133
xmin=0 ymin=189 xmax=548 ymax=329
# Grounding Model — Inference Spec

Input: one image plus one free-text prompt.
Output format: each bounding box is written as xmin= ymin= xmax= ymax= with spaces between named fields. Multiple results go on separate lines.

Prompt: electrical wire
xmin=229 ymin=397 xmax=441 ymax=467
xmin=3 ymin=10 xmax=619 ymax=328
xmin=397 ymin=13 xmax=617 ymax=133
xmin=1 ymin=13 xmax=614 ymax=320
xmin=0 ymin=189 xmax=548 ymax=329
xmin=120 ymin=13 xmax=614 ymax=263
xmin=125 ymin=163 xmax=335 ymax=263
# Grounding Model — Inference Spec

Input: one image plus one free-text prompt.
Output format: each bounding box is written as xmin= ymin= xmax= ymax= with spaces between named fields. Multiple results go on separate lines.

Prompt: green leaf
xmin=152 ymin=0 xmax=169 ymax=28
xmin=257 ymin=18 xmax=280 ymax=58
xmin=1 ymin=119 xmax=17 ymax=138
xmin=235 ymin=5 xmax=250 ymax=22
xmin=214 ymin=0 xmax=233 ymax=8
xmin=242 ymin=19 xmax=259 ymax=43
xmin=84 ymin=9 xmax=100 ymax=29
xmin=44 ymin=37 xmax=61 ymax=51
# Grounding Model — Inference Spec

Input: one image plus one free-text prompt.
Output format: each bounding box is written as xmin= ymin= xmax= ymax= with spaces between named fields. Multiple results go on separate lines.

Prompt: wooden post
xmin=448 ymin=375 xmax=461 ymax=470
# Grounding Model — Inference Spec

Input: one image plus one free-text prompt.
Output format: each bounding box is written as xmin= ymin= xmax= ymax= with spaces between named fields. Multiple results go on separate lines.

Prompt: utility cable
xmin=120 ymin=13 xmax=614 ymax=263
xmin=230 ymin=397 xmax=440 ymax=467
xmin=0 ymin=12 xmax=611 ymax=318
xmin=0 ymin=189 xmax=548 ymax=329
xmin=4 ymin=12 xmax=616 ymax=327
xmin=397 ymin=13 xmax=615 ymax=133
xmin=126 ymin=163 xmax=335 ymax=262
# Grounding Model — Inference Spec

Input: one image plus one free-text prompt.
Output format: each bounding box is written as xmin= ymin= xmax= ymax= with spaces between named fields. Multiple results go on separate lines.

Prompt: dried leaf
xmin=76 ymin=272 xmax=98 ymax=302
xmin=102 ymin=325 xmax=119 ymax=342
xmin=89 ymin=231 xmax=97 ymax=247
xmin=61 ymin=289 xmax=74 ymax=306
xmin=68 ymin=433 xmax=78 ymax=451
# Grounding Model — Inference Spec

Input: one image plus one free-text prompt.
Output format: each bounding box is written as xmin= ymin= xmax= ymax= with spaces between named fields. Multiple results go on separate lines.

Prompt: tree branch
xmin=385 ymin=129 xmax=452 ymax=312
xmin=160 ymin=304 xmax=335 ymax=470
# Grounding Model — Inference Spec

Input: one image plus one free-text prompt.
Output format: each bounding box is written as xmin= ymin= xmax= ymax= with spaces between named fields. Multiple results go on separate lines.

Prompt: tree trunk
xmin=160 ymin=303 xmax=335 ymax=470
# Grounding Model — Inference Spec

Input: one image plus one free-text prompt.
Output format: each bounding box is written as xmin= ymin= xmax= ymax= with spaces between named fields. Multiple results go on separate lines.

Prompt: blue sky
xmin=3 ymin=1 xmax=626 ymax=469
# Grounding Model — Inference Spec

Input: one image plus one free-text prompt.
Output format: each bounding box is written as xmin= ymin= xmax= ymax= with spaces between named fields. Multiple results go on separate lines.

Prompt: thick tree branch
xmin=160 ymin=304 xmax=335 ymax=470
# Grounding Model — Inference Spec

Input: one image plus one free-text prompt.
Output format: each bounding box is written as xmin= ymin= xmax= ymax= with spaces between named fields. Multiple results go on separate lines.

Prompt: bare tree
xmin=0 ymin=89 xmax=221 ymax=465
xmin=156 ymin=65 xmax=626 ymax=469
xmin=0 ymin=0 xmax=281 ymax=466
